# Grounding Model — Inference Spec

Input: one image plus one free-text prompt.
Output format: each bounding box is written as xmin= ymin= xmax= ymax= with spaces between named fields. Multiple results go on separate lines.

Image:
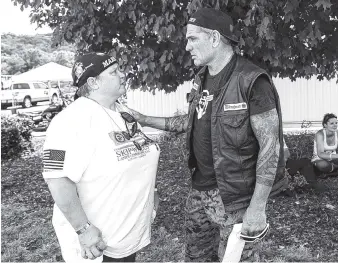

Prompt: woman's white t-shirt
xmin=42 ymin=97 xmax=160 ymax=262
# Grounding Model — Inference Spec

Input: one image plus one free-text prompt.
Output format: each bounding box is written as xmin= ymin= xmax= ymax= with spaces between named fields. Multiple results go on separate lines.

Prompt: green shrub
xmin=284 ymin=130 xmax=317 ymax=159
xmin=1 ymin=115 xmax=34 ymax=160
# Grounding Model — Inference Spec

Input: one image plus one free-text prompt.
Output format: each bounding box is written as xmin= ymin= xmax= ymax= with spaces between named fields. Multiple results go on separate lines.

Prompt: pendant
xmin=133 ymin=141 xmax=142 ymax=150
xmin=122 ymin=131 xmax=131 ymax=140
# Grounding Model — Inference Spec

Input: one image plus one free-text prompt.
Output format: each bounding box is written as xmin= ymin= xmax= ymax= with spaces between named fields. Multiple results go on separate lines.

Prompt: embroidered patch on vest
xmin=196 ymin=90 xmax=214 ymax=119
xmin=224 ymin=102 xmax=248 ymax=111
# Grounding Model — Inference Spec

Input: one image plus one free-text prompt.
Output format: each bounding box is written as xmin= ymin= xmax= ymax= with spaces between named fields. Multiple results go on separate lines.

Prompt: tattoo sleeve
xmin=164 ymin=115 xmax=189 ymax=133
xmin=250 ymin=108 xmax=280 ymax=187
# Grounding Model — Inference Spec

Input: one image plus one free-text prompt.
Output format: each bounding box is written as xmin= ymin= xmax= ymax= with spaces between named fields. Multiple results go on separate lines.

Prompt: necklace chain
xmin=84 ymin=97 xmax=158 ymax=151
xmin=85 ymin=97 xmax=125 ymax=132
xmin=85 ymin=97 xmax=147 ymax=150
xmin=100 ymin=104 xmax=125 ymax=132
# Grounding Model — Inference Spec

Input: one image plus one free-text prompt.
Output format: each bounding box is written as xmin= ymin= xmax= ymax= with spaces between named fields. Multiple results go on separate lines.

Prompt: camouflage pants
xmin=185 ymin=188 xmax=253 ymax=262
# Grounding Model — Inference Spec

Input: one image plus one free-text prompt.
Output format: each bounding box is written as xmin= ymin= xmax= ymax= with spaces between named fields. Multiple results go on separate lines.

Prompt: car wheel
xmin=52 ymin=94 xmax=58 ymax=104
xmin=23 ymin=97 xmax=32 ymax=108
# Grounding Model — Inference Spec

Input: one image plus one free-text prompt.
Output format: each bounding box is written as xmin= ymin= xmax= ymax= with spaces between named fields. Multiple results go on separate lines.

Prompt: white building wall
xmin=127 ymin=81 xmax=192 ymax=117
xmin=274 ymin=77 xmax=338 ymax=126
xmin=127 ymin=77 xmax=338 ymax=125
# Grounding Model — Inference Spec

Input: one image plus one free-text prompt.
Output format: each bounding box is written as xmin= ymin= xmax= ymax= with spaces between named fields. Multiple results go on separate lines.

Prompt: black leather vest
xmin=186 ymin=56 xmax=288 ymax=212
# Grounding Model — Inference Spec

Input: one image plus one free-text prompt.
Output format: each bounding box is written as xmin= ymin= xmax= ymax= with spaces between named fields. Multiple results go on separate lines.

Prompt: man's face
xmin=185 ymin=24 xmax=213 ymax=66
xmin=97 ymin=63 xmax=126 ymax=97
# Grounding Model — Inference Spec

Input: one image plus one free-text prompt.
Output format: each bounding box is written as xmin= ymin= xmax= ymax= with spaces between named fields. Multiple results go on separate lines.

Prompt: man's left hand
xmin=241 ymin=206 xmax=267 ymax=237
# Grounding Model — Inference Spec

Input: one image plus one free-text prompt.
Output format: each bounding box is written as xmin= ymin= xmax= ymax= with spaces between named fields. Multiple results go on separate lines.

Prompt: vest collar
xmin=194 ymin=54 xmax=238 ymax=88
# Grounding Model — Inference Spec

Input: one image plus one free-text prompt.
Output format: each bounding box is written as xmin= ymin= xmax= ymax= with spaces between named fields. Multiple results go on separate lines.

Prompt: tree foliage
xmin=1 ymin=33 xmax=75 ymax=75
xmin=12 ymin=0 xmax=338 ymax=92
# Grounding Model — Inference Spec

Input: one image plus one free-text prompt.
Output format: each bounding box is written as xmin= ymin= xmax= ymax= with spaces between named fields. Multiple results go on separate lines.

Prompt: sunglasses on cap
xmin=239 ymin=223 xmax=270 ymax=243
xmin=120 ymin=112 xmax=156 ymax=150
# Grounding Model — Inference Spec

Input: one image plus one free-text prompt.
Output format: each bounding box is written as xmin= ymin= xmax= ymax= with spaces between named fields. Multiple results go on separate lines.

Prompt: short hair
xmin=76 ymin=75 xmax=100 ymax=98
xmin=322 ymin=113 xmax=337 ymax=127
xmin=197 ymin=27 xmax=213 ymax=38
xmin=197 ymin=27 xmax=234 ymax=46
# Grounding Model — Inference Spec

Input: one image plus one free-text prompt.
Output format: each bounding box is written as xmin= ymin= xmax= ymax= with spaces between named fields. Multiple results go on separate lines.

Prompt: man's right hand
xmin=78 ymin=224 xmax=107 ymax=260
xmin=123 ymin=107 xmax=188 ymax=132
xmin=125 ymin=107 xmax=146 ymax=124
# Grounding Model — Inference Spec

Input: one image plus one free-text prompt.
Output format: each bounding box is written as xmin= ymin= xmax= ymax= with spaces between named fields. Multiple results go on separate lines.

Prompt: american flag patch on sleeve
xmin=43 ymin=149 xmax=66 ymax=170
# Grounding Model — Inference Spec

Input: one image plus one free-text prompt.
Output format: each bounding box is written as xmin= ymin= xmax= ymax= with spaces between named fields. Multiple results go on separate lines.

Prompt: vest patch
xmin=196 ymin=90 xmax=213 ymax=119
xmin=224 ymin=102 xmax=247 ymax=111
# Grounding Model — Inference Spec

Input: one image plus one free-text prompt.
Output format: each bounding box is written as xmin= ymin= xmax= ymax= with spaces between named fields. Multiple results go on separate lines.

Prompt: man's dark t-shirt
xmin=191 ymin=57 xmax=277 ymax=191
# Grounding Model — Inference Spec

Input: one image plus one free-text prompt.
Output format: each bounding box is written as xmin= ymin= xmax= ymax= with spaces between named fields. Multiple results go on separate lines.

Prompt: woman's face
xmin=97 ymin=63 xmax=126 ymax=97
xmin=324 ymin=117 xmax=338 ymax=131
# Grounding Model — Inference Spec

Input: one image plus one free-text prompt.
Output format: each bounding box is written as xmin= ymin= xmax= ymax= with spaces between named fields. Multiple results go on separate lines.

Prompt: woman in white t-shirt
xmin=43 ymin=53 xmax=160 ymax=262
xmin=312 ymin=113 xmax=338 ymax=174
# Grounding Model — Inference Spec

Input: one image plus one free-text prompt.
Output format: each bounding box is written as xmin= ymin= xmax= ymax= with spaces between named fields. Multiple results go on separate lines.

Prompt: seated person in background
xmin=284 ymin=138 xmax=327 ymax=192
xmin=312 ymin=113 xmax=338 ymax=174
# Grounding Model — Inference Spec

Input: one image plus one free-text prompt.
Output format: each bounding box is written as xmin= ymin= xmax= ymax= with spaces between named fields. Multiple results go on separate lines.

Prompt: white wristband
xmin=76 ymin=222 xmax=91 ymax=235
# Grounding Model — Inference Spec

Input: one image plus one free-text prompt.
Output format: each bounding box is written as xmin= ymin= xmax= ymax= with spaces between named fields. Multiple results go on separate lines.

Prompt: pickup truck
xmin=1 ymin=81 xmax=59 ymax=109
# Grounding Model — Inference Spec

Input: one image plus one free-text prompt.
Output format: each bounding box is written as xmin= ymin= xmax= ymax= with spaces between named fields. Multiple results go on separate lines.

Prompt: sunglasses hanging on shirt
xmin=120 ymin=112 xmax=158 ymax=151
xmin=86 ymin=99 xmax=153 ymax=151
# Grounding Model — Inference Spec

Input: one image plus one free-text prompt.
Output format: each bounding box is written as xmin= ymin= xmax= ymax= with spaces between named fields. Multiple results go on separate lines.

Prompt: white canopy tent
xmin=12 ymin=62 xmax=72 ymax=83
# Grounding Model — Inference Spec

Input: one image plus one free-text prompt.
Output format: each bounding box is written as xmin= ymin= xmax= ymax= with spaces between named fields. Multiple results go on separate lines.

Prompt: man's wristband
xmin=75 ymin=222 xmax=91 ymax=235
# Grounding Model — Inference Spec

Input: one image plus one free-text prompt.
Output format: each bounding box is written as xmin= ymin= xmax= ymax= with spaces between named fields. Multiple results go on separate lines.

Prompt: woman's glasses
xmin=120 ymin=112 xmax=156 ymax=150
xmin=120 ymin=112 xmax=138 ymax=138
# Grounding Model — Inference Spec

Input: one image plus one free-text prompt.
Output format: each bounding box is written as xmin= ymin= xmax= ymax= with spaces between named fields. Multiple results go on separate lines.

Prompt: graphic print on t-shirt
xmin=196 ymin=90 xmax=214 ymax=119
xmin=108 ymin=130 xmax=156 ymax=162
xmin=43 ymin=149 xmax=66 ymax=172
xmin=109 ymin=131 xmax=127 ymax=143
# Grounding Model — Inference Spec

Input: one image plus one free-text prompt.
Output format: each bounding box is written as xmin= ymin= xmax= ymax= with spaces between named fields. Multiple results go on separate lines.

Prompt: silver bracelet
xmin=76 ymin=222 xmax=91 ymax=235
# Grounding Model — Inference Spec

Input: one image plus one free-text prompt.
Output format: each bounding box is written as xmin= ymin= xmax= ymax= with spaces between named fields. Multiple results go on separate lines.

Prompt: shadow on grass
xmin=1 ymin=202 xmax=62 ymax=262
xmin=1 ymin=135 xmax=338 ymax=262
xmin=137 ymin=227 xmax=184 ymax=262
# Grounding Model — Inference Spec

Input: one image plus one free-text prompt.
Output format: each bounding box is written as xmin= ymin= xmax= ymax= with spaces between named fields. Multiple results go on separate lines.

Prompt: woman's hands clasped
xmin=78 ymin=224 xmax=107 ymax=260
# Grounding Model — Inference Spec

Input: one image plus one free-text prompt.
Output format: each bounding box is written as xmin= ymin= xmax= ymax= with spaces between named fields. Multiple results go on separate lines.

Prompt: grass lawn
xmin=2 ymin=134 xmax=338 ymax=262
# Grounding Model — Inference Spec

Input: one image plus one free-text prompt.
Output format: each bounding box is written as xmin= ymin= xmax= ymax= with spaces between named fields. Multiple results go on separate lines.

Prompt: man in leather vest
xmin=128 ymin=8 xmax=288 ymax=262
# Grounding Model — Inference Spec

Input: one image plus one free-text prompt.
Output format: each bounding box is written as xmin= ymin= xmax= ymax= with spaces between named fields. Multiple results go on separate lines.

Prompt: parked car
xmin=1 ymin=81 xmax=59 ymax=109
xmin=22 ymin=86 xmax=73 ymax=132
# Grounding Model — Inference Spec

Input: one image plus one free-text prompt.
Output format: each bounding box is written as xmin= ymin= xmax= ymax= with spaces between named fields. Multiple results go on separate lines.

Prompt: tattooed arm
xmin=144 ymin=115 xmax=188 ymax=132
xmin=127 ymin=108 xmax=189 ymax=133
xmin=241 ymin=108 xmax=280 ymax=236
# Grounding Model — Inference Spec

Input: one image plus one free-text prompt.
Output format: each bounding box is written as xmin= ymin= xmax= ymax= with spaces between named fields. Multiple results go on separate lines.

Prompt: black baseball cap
xmin=187 ymin=8 xmax=239 ymax=43
xmin=72 ymin=52 xmax=118 ymax=88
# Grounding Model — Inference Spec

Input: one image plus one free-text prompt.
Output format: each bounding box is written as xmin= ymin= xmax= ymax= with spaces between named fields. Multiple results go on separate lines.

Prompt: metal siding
xmin=273 ymin=77 xmax=338 ymax=124
xmin=127 ymin=81 xmax=192 ymax=117
xmin=127 ymin=78 xmax=338 ymax=122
